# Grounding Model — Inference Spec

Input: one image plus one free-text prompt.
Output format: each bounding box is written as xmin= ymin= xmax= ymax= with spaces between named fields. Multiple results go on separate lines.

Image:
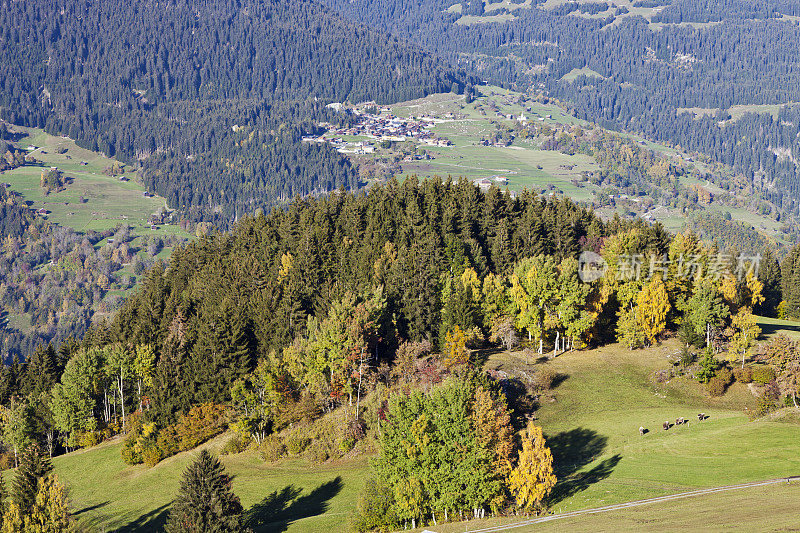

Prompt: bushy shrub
xmin=733 ymin=366 xmax=752 ymax=383
xmin=156 ymin=425 xmax=179 ymax=459
xmin=305 ymin=439 xmax=330 ymax=464
xmin=221 ymin=434 xmax=251 ymax=456
xmin=751 ymin=366 xmax=776 ymax=385
xmin=339 ymin=436 xmax=356 ymax=454
xmin=532 ymin=367 xmax=557 ymax=390
xmin=142 ymin=443 xmax=162 ymax=467
xmin=272 ymin=394 xmax=321 ymax=433
xmin=121 ymin=443 xmax=138 ymax=465
xmin=285 ymin=433 xmax=311 ymax=456
xmin=121 ymin=413 xmax=148 ymax=465
xmin=351 ymin=478 xmax=398 ymax=533
xmin=753 ymin=394 xmax=778 ymax=418
xmin=173 ymin=403 xmax=227 ymax=450
xmin=260 ymin=436 xmax=286 ymax=463
xmin=79 ymin=430 xmax=102 ymax=448
xmin=716 ymin=367 xmax=733 ymax=385
xmin=705 ymin=376 xmax=726 ymax=396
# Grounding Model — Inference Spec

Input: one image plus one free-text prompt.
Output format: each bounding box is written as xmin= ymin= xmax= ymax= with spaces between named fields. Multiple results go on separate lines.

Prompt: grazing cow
xmin=663 ymin=421 xmax=670 ymax=430
xmin=698 ymin=413 xmax=706 ymax=421
xmin=639 ymin=426 xmax=645 ymax=435
xmin=676 ymin=417 xmax=684 ymax=425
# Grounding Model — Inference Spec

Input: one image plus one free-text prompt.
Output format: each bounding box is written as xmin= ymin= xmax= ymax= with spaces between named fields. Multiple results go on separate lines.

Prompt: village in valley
xmin=303 ymin=101 xmax=455 ymax=154
xmin=299 ymin=87 xmax=794 ymax=249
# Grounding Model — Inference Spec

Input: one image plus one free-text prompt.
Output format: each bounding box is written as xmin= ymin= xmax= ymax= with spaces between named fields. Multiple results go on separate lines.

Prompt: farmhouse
xmin=472 ymin=177 xmax=493 ymax=191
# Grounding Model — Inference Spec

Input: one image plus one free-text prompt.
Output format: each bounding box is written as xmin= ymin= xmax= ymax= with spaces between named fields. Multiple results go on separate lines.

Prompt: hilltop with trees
xmin=0 ymin=179 xmax=797 ymax=529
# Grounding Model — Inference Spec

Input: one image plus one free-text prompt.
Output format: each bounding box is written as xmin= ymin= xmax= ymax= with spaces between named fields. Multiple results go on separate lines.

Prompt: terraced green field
xmin=2 ymin=127 xmax=191 ymax=241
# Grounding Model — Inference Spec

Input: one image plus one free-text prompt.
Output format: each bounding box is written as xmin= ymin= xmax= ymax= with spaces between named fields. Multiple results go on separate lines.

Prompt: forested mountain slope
xmin=0 ymin=0 xmax=466 ymax=224
xmin=322 ymin=0 xmax=800 ymax=217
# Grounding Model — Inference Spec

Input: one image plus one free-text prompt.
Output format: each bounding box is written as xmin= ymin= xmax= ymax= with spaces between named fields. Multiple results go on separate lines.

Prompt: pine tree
xmin=756 ymin=248 xmax=781 ymax=317
xmin=11 ymin=443 xmax=53 ymax=514
xmin=165 ymin=450 xmax=245 ymax=533
xmin=781 ymin=245 xmax=800 ymax=318
xmin=508 ymin=421 xmax=556 ymax=514
xmin=22 ymin=344 xmax=56 ymax=397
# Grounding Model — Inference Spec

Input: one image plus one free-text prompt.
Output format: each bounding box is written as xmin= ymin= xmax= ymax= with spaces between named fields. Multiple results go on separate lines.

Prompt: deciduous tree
xmin=508 ymin=421 xmax=556 ymax=513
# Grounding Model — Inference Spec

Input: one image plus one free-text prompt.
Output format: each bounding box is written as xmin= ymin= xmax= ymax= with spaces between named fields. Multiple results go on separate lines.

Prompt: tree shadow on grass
xmin=246 ymin=476 xmax=343 ymax=532
xmin=547 ymin=454 xmax=622 ymax=505
xmin=547 ymin=427 xmax=608 ymax=478
xmin=549 ymin=372 xmax=569 ymax=389
xmin=73 ymin=501 xmax=109 ymax=516
xmin=111 ymin=503 xmax=170 ymax=533
xmin=758 ymin=320 xmax=800 ymax=340
xmin=545 ymin=427 xmax=620 ymax=505
xmin=471 ymin=346 xmax=505 ymax=368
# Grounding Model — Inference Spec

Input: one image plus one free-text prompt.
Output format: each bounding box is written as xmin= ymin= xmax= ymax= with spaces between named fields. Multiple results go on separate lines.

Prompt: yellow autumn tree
xmin=277 ymin=252 xmax=294 ymax=281
xmin=508 ymin=421 xmax=557 ymax=514
xmin=444 ymin=326 xmax=469 ymax=368
xmin=2 ymin=474 xmax=73 ymax=533
xmin=743 ymin=272 xmax=765 ymax=308
xmin=635 ymin=275 xmax=670 ymax=346
xmin=727 ymin=307 xmax=761 ymax=368
xmin=719 ymin=274 xmax=738 ymax=305
xmin=472 ymin=386 xmax=515 ymax=511
xmin=1 ymin=503 xmax=24 ymax=533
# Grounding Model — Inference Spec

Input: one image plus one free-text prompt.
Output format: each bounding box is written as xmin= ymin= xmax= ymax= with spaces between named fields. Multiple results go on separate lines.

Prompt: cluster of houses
xmin=303 ymin=103 xmax=453 ymax=154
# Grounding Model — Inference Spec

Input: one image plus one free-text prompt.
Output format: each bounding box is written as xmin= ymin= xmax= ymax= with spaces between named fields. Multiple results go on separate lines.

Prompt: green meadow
xmin=40 ymin=335 xmax=800 ymax=532
xmin=2 ymin=127 xmax=191 ymax=241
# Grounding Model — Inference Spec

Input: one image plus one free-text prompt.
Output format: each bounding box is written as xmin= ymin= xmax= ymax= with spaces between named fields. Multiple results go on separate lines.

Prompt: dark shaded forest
xmin=322 ymin=0 xmax=800 ymax=217
xmin=0 ymin=0 xmax=467 ymax=224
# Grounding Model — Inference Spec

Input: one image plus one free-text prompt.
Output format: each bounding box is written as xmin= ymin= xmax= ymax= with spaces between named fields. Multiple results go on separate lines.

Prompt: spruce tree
xmin=11 ymin=443 xmax=53 ymax=514
xmin=757 ymin=248 xmax=782 ymax=317
xmin=165 ymin=450 xmax=245 ymax=533
xmin=23 ymin=344 xmax=57 ymax=396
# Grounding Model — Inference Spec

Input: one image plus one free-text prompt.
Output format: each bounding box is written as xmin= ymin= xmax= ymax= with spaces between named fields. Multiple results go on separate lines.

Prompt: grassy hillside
xmin=524 ymin=341 xmax=799 ymax=511
xmin=2 ymin=127 xmax=191 ymax=240
xmin=41 ymin=337 xmax=800 ymax=532
xmin=48 ymin=435 xmax=368 ymax=532
xmin=423 ymin=482 xmax=800 ymax=532
xmin=0 ymin=126 xmax=194 ymax=335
